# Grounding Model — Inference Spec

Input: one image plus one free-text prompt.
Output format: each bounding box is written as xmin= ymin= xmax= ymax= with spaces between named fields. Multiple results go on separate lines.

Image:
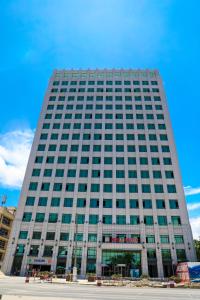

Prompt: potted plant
xmin=87 ymin=273 xmax=96 ymax=282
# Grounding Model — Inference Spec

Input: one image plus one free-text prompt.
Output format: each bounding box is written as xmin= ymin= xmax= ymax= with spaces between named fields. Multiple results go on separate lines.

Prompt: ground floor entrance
xmin=28 ymin=264 xmax=51 ymax=274
xmin=102 ymin=250 xmax=141 ymax=277
xmin=11 ymin=255 xmax=23 ymax=276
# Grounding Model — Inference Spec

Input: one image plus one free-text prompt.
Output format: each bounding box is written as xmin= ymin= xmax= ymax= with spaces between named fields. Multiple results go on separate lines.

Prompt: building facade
xmin=3 ymin=69 xmax=196 ymax=277
xmin=0 ymin=207 xmax=16 ymax=269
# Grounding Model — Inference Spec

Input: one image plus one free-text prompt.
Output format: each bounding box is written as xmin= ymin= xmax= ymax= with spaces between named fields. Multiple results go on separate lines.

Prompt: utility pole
xmin=1 ymin=195 xmax=7 ymax=207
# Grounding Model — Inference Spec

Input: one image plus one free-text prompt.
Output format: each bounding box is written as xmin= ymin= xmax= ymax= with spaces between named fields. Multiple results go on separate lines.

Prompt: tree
xmin=194 ymin=239 xmax=200 ymax=261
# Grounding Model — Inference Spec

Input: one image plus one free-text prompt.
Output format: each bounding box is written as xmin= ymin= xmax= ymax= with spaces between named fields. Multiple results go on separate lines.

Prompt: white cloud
xmin=184 ymin=186 xmax=200 ymax=196
xmin=190 ymin=217 xmax=200 ymax=239
xmin=187 ymin=203 xmax=200 ymax=211
xmin=0 ymin=129 xmax=34 ymax=189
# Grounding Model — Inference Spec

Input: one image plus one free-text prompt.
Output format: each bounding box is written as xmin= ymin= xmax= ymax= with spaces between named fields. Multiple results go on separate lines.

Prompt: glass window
xmin=129 ymin=199 xmax=139 ymax=208
xmin=128 ymin=170 xmax=137 ymax=178
xmin=35 ymin=213 xmax=45 ymax=222
xmin=29 ymin=182 xmax=38 ymax=191
xmin=38 ymin=197 xmax=48 ymax=206
xmin=103 ymin=199 xmax=112 ymax=208
xmin=157 ymin=215 xmax=167 ymax=226
xmin=167 ymin=185 xmax=177 ymax=193
xmin=162 ymin=249 xmax=171 ymax=260
xmin=19 ymin=231 xmax=28 ymax=239
xmin=32 ymin=169 xmax=41 ymax=177
xmin=116 ymin=157 xmax=124 ymax=164
xmin=156 ymin=199 xmax=165 ymax=209
xmin=92 ymin=170 xmax=100 ymax=178
xmin=104 ymin=157 xmax=112 ymax=164
xmin=62 ymin=214 xmax=72 ymax=224
xmin=129 ymin=184 xmax=138 ymax=193
xmin=116 ymin=215 xmax=126 ymax=225
xmin=128 ymin=157 xmax=136 ymax=165
xmin=147 ymin=249 xmax=156 ymax=259
xmin=104 ymin=170 xmax=112 ymax=178
xmin=153 ymin=171 xmax=162 ymax=179
xmin=116 ymin=170 xmax=125 ymax=178
xmin=44 ymin=169 xmax=52 ymax=177
xmin=116 ymin=184 xmax=125 ymax=193
xmin=82 ymin=145 xmax=90 ymax=152
xmin=51 ymin=197 xmax=60 ymax=207
xmin=90 ymin=198 xmax=99 ymax=208
xmin=41 ymin=182 xmax=50 ymax=191
xmin=55 ymin=169 xmax=64 ymax=177
xmin=130 ymin=215 xmax=140 ymax=225
xmin=66 ymin=183 xmax=75 ymax=191
xmin=60 ymin=232 xmax=69 ymax=241
xmin=88 ymin=234 xmax=97 ymax=242
xmin=169 ymin=199 xmax=179 ymax=209
xmin=64 ymin=198 xmax=73 ymax=207
xmin=46 ymin=232 xmax=55 ymax=240
xmin=67 ymin=169 xmax=76 ymax=177
xmin=140 ymin=157 xmax=148 ymax=165
xmin=91 ymin=184 xmax=100 ymax=192
xmin=43 ymin=246 xmax=53 ymax=257
xmin=80 ymin=169 xmax=88 ymax=177
xmin=143 ymin=199 xmax=152 ymax=209
xmin=104 ymin=145 xmax=113 ymax=152
xmin=77 ymin=198 xmax=86 ymax=207
xmin=48 ymin=213 xmax=58 ymax=223
xmin=35 ymin=156 xmax=43 ymax=163
xmin=142 ymin=184 xmax=151 ymax=193
xmin=176 ymin=249 xmax=186 ymax=262
xmin=141 ymin=170 xmax=149 ymax=178
xmin=89 ymin=215 xmax=99 ymax=224
xmin=78 ymin=183 xmax=87 ymax=192
xmin=93 ymin=145 xmax=101 ymax=152
xmin=146 ymin=235 xmax=155 ymax=243
xmin=22 ymin=212 xmax=32 ymax=222
xmin=103 ymin=215 xmax=112 ymax=224
xmin=116 ymin=199 xmax=125 ymax=208
xmin=144 ymin=215 xmax=153 ymax=225
xmin=53 ymin=183 xmax=62 ymax=191
xmin=151 ymin=157 xmax=160 ymax=165
xmin=25 ymin=197 xmax=35 ymax=206
xmin=154 ymin=184 xmax=164 ymax=193
xmin=160 ymin=235 xmax=170 ymax=244
xmin=32 ymin=231 xmax=42 ymax=240
xmin=76 ymin=214 xmax=85 ymax=224
xmin=174 ymin=235 xmax=184 ymax=244
xmin=104 ymin=184 xmax=112 ymax=193
xmin=171 ymin=216 xmax=181 ymax=226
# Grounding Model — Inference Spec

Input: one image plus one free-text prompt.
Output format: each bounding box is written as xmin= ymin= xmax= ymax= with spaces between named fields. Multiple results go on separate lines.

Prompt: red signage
xmin=111 ymin=237 xmax=138 ymax=243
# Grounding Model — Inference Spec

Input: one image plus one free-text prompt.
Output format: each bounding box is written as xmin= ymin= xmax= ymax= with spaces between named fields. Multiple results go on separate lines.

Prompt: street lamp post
xmin=72 ymin=214 xmax=78 ymax=282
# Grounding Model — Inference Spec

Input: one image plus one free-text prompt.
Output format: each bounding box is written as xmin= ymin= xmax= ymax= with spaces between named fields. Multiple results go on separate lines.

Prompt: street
xmin=0 ymin=277 xmax=200 ymax=300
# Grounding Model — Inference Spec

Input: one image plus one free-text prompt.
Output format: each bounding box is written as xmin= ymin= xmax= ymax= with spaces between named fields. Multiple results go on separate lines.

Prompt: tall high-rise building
xmin=3 ymin=69 xmax=196 ymax=278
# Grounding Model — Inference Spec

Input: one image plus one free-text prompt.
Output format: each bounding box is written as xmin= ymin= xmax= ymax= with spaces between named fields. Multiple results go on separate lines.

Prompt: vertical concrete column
xmin=51 ymin=245 xmax=58 ymax=272
xmin=141 ymin=248 xmax=148 ymax=276
xmin=96 ymin=247 xmax=102 ymax=276
xmin=66 ymin=244 xmax=73 ymax=272
xmin=20 ymin=243 xmax=30 ymax=276
xmin=81 ymin=245 xmax=87 ymax=276
xmin=156 ymin=248 xmax=164 ymax=278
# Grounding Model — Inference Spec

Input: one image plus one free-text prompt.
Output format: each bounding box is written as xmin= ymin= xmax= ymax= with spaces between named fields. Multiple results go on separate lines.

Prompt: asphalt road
xmin=0 ymin=277 xmax=200 ymax=300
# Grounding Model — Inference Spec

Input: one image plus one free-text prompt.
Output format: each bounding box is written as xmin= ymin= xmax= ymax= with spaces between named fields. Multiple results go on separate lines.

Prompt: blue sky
xmin=0 ymin=0 xmax=200 ymax=237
